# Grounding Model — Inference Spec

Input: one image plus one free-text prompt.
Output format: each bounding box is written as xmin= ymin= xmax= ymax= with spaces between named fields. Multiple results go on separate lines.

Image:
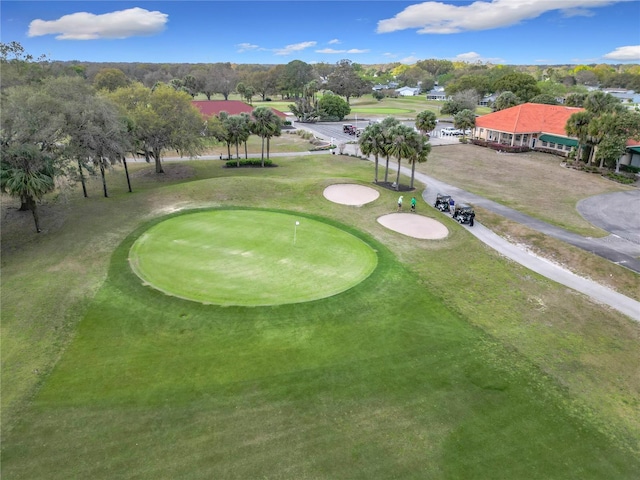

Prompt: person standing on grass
xmin=410 ymin=196 xmax=416 ymax=212
xmin=397 ymin=195 xmax=403 ymax=211
xmin=449 ymin=197 xmax=455 ymax=214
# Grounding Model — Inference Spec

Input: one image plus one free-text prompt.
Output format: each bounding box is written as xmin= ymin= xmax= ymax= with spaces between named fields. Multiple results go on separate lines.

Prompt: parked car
xmin=343 ymin=124 xmax=355 ymax=134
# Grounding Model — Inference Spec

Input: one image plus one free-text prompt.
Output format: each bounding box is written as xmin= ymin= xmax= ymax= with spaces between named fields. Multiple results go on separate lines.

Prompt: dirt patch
xmin=323 ymin=184 xmax=380 ymax=206
xmin=377 ymin=213 xmax=449 ymax=240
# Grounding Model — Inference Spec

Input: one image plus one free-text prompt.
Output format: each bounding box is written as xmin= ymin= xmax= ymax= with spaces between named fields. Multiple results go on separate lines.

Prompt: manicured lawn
xmin=129 ymin=209 xmax=378 ymax=305
xmin=2 ymin=153 xmax=638 ymax=479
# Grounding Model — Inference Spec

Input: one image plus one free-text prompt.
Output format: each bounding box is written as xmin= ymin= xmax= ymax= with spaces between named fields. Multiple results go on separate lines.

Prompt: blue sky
xmin=2 ymin=1 xmax=639 ymax=65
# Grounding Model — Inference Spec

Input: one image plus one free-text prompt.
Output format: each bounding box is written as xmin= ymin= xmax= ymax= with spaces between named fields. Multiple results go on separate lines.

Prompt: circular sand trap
xmin=377 ymin=213 xmax=449 ymax=239
xmin=323 ymin=184 xmax=380 ymax=206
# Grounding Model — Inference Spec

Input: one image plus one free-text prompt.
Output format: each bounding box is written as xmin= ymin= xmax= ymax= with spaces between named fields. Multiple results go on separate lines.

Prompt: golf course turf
xmin=129 ymin=209 xmax=378 ymax=306
xmin=2 ymin=154 xmax=639 ymax=479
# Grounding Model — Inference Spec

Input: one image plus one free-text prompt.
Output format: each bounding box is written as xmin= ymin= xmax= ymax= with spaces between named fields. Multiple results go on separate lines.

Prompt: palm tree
xmin=408 ymin=134 xmax=431 ymax=189
xmin=387 ymin=124 xmax=415 ymax=191
xmin=566 ymin=111 xmax=594 ymax=164
xmin=453 ymin=109 xmax=476 ymax=141
xmin=0 ymin=144 xmax=55 ymax=233
xmin=358 ymin=122 xmax=384 ymax=183
xmin=415 ymin=110 xmax=437 ymax=137
xmin=223 ymin=115 xmax=246 ymax=167
xmin=380 ymin=117 xmax=400 ymax=183
xmin=252 ymin=107 xmax=282 ymax=167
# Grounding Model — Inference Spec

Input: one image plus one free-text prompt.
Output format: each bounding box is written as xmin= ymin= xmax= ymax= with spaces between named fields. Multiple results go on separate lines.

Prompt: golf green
xmin=129 ymin=209 xmax=378 ymax=306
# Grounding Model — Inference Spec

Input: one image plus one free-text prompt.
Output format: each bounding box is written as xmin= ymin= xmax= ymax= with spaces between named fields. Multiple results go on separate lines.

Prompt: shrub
xmin=621 ymin=164 xmax=640 ymax=174
xmin=225 ymin=159 xmax=273 ymax=168
xmin=603 ymin=172 xmax=636 ymax=184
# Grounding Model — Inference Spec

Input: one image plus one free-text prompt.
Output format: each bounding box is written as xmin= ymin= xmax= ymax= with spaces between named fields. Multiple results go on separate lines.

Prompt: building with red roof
xmin=191 ymin=100 xmax=287 ymax=119
xmin=474 ymin=103 xmax=584 ymax=156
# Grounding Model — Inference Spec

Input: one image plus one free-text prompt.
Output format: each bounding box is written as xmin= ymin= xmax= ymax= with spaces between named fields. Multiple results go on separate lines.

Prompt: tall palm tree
xmin=408 ymin=133 xmax=431 ymax=189
xmin=0 ymin=144 xmax=55 ymax=233
xmin=387 ymin=124 xmax=415 ymax=191
xmin=223 ymin=115 xmax=246 ymax=167
xmin=380 ymin=117 xmax=400 ymax=183
xmin=566 ymin=111 xmax=593 ymax=164
xmin=252 ymin=107 xmax=282 ymax=167
xmin=358 ymin=122 xmax=384 ymax=183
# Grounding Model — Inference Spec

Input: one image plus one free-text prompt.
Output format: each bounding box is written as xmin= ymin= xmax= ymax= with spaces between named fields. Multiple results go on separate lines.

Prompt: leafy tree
xmin=442 ymin=90 xmax=479 ymax=115
xmin=415 ymin=59 xmax=454 ymax=78
xmin=0 ymin=41 xmax=49 ymax=89
xmin=493 ymin=91 xmax=520 ymax=111
xmin=93 ymin=68 xmax=129 ymax=92
xmin=453 ymin=109 xmax=476 ymax=140
xmin=318 ymin=93 xmax=350 ymax=121
xmin=359 ymin=122 xmax=385 ymax=183
xmin=493 ymin=72 xmax=540 ymax=102
xmin=249 ymin=68 xmax=279 ymax=101
xmin=565 ymin=93 xmax=586 ymax=107
xmin=446 ymin=74 xmax=492 ymax=98
xmin=109 ymin=83 xmax=205 ymax=173
xmin=589 ymin=111 xmax=640 ymax=168
xmin=372 ymin=91 xmax=385 ymax=101
xmin=289 ymin=97 xmax=319 ymax=122
xmin=415 ymin=110 xmax=437 ymax=136
xmin=326 ymin=59 xmax=371 ymax=104
xmin=210 ymin=63 xmax=238 ymax=100
xmin=529 ymin=94 xmax=558 ymax=105
xmin=279 ymin=60 xmax=316 ymax=98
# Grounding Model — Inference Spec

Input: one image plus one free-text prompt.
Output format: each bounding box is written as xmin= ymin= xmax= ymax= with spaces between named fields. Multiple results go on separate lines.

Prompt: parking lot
xmin=291 ymin=119 xmax=461 ymax=146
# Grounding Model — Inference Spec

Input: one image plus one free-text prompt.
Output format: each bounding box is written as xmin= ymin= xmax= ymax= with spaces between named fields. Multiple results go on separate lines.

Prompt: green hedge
xmin=225 ymin=159 xmax=273 ymax=168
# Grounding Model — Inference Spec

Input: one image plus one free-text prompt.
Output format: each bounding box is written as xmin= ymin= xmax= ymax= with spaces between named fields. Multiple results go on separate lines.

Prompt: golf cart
xmin=434 ymin=193 xmax=452 ymax=212
xmin=452 ymin=204 xmax=475 ymax=226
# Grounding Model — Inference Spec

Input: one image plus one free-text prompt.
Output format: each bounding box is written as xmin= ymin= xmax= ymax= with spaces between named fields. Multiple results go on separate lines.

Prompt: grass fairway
xmin=2 ymin=154 xmax=639 ymax=479
xmin=129 ymin=209 xmax=378 ymax=305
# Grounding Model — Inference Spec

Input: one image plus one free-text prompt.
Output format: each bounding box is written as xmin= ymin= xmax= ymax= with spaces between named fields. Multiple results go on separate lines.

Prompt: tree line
xmin=0 ymin=43 xmax=284 ymax=233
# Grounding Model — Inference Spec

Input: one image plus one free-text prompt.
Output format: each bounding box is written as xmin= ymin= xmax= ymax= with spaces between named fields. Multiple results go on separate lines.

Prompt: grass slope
xmin=2 ymin=154 xmax=639 ymax=479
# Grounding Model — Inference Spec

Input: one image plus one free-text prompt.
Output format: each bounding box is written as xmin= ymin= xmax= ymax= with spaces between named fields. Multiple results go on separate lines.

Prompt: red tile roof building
xmin=191 ymin=100 xmax=287 ymax=119
xmin=474 ymin=103 xmax=584 ymax=156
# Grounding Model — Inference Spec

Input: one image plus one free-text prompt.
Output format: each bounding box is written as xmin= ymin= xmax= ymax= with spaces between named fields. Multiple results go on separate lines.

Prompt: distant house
xmin=425 ymin=87 xmax=449 ymax=101
xmin=396 ymin=86 xmax=420 ymax=96
xmin=474 ymin=103 xmax=584 ymax=156
xmin=601 ymin=88 xmax=640 ymax=104
xmin=191 ymin=100 xmax=287 ymax=119
xmin=622 ymin=140 xmax=640 ymax=168
xmin=372 ymin=84 xmax=388 ymax=91
xmin=478 ymin=93 xmax=498 ymax=107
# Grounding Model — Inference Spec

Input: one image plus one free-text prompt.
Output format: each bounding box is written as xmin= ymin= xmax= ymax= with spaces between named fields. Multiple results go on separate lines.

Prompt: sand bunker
xmin=323 ymin=184 xmax=380 ymax=206
xmin=377 ymin=213 xmax=449 ymax=240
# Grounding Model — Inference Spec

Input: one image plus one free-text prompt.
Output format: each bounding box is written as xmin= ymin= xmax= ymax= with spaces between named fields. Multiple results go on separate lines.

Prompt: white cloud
xmin=273 ymin=41 xmax=317 ymax=56
xmin=328 ymin=39 xmax=340 ymax=44
xmin=399 ymin=55 xmax=420 ymax=64
xmin=316 ymin=48 xmax=369 ymax=54
xmin=28 ymin=7 xmax=167 ymax=40
xmin=377 ymin=0 xmax=618 ymax=34
xmin=603 ymin=45 xmax=640 ymax=61
xmin=452 ymin=51 xmax=504 ymax=63
xmin=236 ymin=43 xmax=260 ymax=53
